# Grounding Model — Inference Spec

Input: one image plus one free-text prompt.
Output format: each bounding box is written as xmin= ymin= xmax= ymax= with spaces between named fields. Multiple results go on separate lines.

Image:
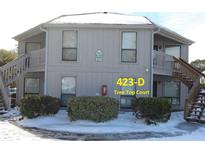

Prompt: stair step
xmin=190 ymin=110 xmax=205 ymax=114
xmin=196 ymin=98 xmax=205 ymax=101
xmin=192 ymin=108 xmax=205 ymax=112
xmin=191 ymin=110 xmax=205 ymax=114
xmin=189 ymin=115 xmax=205 ymax=119
xmin=0 ymin=106 xmax=5 ymax=110
xmin=186 ymin=117 xmax=205 ymax=123
xmin=194 ymin=104 xmax=205 ymax=108
xmin=193 ymin=102 xmax=205 ymax=106
xmin=182 ymin=77 xmax=192 ymax=80
xmin=198 ymin=95 xmax=205 ymax=97
xmin=193 ymin=102 xmax=205 ymax=105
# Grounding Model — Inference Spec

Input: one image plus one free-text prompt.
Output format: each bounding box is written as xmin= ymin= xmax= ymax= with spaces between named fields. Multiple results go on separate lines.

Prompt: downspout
xmin=40 ymin=26 xmax=48 ymax=95
xmin=144 ymin=17 xmax=160 ymax=97
xmin=150 ymin=27 xmax=160 ymax=97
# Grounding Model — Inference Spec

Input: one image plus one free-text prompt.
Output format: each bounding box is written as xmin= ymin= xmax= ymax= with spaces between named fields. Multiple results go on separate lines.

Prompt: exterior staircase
xmin=0 ymin=92 xmax=5 ymax=111
xmin=173 ymin=57 xmax=205 ymax=123
xmin=0 ymin=54 xmax=30 ymax=111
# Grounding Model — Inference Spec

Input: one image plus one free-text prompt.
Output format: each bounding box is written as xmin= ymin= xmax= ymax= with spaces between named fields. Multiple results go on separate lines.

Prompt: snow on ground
xmin=18 ymin=110 xmax=187 ymax=134
xmin=0 ymin=120 xmax=52 ymax=141
xmin=0 ymin=107 xmax=20 ymax=119
xmin=0 ymin=108 xmax=56 ymax=141
xmin=147 ymin=126 xmax=205 ymax=141
xmin=2 ymin=109 xmax=205 ymax=140
xmin=200 ymin=89 xmax=205 ymax=94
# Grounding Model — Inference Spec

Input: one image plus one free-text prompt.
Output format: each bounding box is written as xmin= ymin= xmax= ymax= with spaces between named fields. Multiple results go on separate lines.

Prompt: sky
xmin=0 ymin=0 xmax=205 ymax=62
xmin=136 ymin=12 xmax=205 ymax=62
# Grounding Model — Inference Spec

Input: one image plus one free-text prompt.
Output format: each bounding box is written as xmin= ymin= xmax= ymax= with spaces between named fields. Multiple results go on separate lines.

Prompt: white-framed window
xmin=165 ymin=45 xmax=181 ymax=58
xmin=163 ymin=81 xmax=180 ymax=105
xmin=62 ymin=31 xmax=77 ymax=61
xmin=121 ymin=32 xmax=137 ymax=63
xmin=24 ymin=78 xmax=40 ymax=95
xmin=25 ymin=42 xmax=41 ymax=53
xmin=61 ymin=77 xmax=76 ymax=106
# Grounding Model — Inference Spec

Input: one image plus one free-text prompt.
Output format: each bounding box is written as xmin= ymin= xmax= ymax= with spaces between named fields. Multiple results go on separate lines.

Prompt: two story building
xmin=0 ymin=12 xmax=197 ymax=112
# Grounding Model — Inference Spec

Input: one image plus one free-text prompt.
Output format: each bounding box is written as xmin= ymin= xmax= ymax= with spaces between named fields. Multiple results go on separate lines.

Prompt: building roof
xmin=47 ymin=12 xmax=152 ymax=25
xmin=13 ymin=12 xmax=194 ymax=45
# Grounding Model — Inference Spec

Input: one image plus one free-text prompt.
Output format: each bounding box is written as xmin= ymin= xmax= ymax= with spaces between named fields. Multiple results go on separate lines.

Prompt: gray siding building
xmin=6 ymin=12 xmax=195 ymax=110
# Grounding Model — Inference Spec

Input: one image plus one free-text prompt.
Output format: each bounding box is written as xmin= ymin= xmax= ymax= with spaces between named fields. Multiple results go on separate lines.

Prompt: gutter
xmin=40 ymin=26 xmax=48 ymax=95
xmin=144 ymin=16 xmax=160 ymax=97
xmin=150 ymin=27 xmax=160 ymax=97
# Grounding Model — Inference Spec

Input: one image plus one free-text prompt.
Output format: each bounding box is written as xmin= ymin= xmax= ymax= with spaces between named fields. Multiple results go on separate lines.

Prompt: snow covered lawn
xmin=200 ymin=89 xmax=205 ymax=94
xmin=0 ymin=120 xmax=53 ymax=141
xmin=148 ymin=126 xmax=205 ymax=141
xmin=18 ymin=110 xmax=188 ymax=134
xmin=1 ymin=109 xmax=204 ymax=140
xmin=0 ymin=108 xmax=20 ymax=119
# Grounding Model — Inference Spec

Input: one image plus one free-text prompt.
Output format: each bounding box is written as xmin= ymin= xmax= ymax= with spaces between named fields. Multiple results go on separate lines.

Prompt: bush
xmin=20 ymin=95 xmax=60 ymax=118
xmin=20 ymin=95 xmax=41 ymax=118
xmin=40 ymin=96 xmax=60 ymax=115
xmin=68 ymin=96 xmax=119 ymax=122
xmin=131 ymin=97 xmax=171 ymax=124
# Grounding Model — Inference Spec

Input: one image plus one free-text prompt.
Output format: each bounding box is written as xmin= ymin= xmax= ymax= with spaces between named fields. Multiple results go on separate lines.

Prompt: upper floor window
xmin=121 ymin=32 xmax=137 ymax=63
xmin=62 ymin=31 xmax=77 ymax=61
xmin=165 ymin=45 xmax=181 ymax=58
xmin=25 ymin=42 xmax=41 ymax=53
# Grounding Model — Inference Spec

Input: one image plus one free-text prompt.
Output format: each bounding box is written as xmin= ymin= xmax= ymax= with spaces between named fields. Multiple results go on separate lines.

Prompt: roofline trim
xmin=145 ymin=16 xmax=194 ymax=45
xmin=158 ymin=27 xmax=194 ymax=45
xmin=13 ymin=13 xmax=194 ymax=45
xmin=13 ymin=24 xmax=43 ymax=41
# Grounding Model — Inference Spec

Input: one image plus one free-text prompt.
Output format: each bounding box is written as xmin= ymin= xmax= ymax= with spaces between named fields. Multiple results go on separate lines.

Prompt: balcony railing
xmin=153 ymin=50 xmax=174 ymax=75
xmin=0 ymin=48 xmax=45 ymax=85
xmin=27 ymin=48 xmax=45 ymax=71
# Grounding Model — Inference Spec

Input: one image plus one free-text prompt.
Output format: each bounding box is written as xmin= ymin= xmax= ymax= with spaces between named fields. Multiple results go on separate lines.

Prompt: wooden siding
xmin=45 ymin=27 xmax=152 ymax=100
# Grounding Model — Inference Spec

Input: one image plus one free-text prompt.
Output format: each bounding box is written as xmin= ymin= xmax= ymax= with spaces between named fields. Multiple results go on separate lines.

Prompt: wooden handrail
xmin=0 ymin=54 xmax=30 ymax=85
xmin=184 ymin=77 xmax=201 ymax=119
xmin=0 ymin=53 xmax=31 ymax=110
xmin=173 ymin=56 xmax=205 ymax=78
xmin=172 ymin=57 xmax=203 ymax=120
xmin=179 ymin=58 xmax=205 ymax=78
xmin=0 ymin=72 xmax=10 ymax=110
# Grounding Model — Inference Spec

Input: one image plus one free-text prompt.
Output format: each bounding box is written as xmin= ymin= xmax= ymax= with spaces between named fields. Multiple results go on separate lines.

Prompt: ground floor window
xmin=120 ymin=95 xmax=135 ymax=109
xmin=120 ymin=79 xmax=135 ymax=109
xmin=61 ymin=77 xmax=76 ymax=106
xmin=163 ymin=81 xmax=180 ymax=105
xmin=24 ymin=78 xmax=40 ymax=95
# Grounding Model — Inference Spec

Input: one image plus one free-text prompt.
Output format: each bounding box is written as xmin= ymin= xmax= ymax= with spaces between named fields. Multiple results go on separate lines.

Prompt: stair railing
xmin=172 ymin=56 xmax=205 ymax=119
xmin=0 ymin=54 xmax=30 ymax=110
xmin=173 ymin=57 xmax=199 ymax=81
xmin=0 ymin=54 xmax=30 ymax=86
xmin=184 ymin=77 xmax=201 ymax=119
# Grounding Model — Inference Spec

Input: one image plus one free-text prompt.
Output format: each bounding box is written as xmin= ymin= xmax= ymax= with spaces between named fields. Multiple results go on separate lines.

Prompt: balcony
xmin=0 ymin=48 xmax=45 ymax=85
xmin=27 ymin=48 xmax=45 ymax=72
xmin=153 ymin=50 xmax=174 ymax=76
